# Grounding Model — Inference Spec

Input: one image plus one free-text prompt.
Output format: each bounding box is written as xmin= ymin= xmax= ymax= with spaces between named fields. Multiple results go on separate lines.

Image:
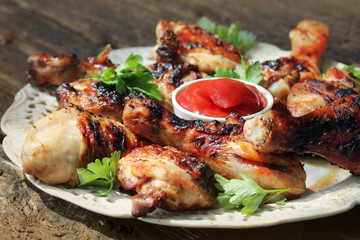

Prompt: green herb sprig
xmin=215 ymin=173 xmax=290 ymax=215
xmin=77 ymin=151 xmax=121 ymax=196
xmin=90 ymin=54 xmax=162 ymax=101
xmin=336 ymin=64 xmax=360 ymax=85
xmin=198 ymin=17 xmax=256 ymax=53
xmin=213 ymin=58 xmax=263 ymax=84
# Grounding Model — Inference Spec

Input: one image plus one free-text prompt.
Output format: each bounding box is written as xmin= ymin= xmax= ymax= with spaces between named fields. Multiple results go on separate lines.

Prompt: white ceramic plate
xmin=1 ymin=43 xmax=360 ymax=228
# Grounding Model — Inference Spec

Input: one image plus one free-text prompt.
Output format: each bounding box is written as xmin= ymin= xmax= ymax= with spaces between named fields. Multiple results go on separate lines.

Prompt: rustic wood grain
xmin=0 ymin=0 xmax=359 ymax=239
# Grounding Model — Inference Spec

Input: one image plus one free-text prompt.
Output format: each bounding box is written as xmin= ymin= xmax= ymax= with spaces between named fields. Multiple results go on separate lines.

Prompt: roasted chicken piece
xmin=287 ymin=67 xmax=360 ymax=117
xmin=243 ymin=94 xmax=360 ymax=175
xmin=27 ymin=45 xmax=115 ymax=86
xmin=152 ymin=21 xmax=244 ymax=73
xmin=148 ymin=28 xmax=204 ymax=111
xmin=122 ymin=93 xmax=306 ymax=198
xmin=287 ymin=78 xmax=357 ymax=117
xmin=56 ymin=80 xmax=125 ymax=122
xmin=289 ymin=20 xmax=330 ymax=68
xmin=260 ymin=20 xmax=330 ymax=109
xmin=324 ymin=67 xmax=360 ymax=92
xmin=118 ymin=144 xmax=217 ymax=217
xmin=21 ymin=107 xmax=143 ymax=186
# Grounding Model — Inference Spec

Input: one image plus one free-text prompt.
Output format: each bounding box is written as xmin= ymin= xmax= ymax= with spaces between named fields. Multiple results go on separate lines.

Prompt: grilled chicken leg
xmin=152 ymin=21 xmax=244 ymax=73
xmin=243 ymin=94 xmax=360 ymax=174
xmin=260 ymin=20 xmax=330 ymax=110
xmin=148 ymin=28 xmax=204 ymax=111
xmin=56 ymin=80 xmax=125 ymax=122
xmin=122 ymin=93 xmax=306 ymax=198
xmin=27 ymin=45 xmax=115 ymax=86
xmin=22 ymin=107 xmax=143 ymax=186
xmin=118 ymin=144 xmax=217 ymax=217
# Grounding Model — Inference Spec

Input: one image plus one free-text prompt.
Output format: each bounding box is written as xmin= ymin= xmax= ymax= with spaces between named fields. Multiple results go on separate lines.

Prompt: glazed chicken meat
xmin=56 ymin=79 xmax=125 ymax=122
xmin=27 ymin=45 xmax=115 ymax=86
xmin=260 ymin=20 xmax=330 ymax=110
xmin=244 ymin=94 xmax=360 ymax=174
xmin=118 ymin=144 xmax=217 ymax=217
xmin=20 ymin=17 xmax=360 ymax=218
xmin=152 ymin=20 xmax=244 ymax=73
xmin=122 ymin=93 xmax=306 ymax=198
xmin=22 ymin=107 xmax=144 ymax=187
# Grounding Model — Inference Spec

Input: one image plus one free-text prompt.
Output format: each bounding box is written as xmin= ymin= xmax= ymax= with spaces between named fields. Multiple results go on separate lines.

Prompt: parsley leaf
xmin=336 ymin=64 xmax=360 ymax=85
xmin=214 ymin=173 xmax=290 ymax=215
xmin=77 ymin=151 xmax=121 ymax=196
xmin=90 ymin=54 xmax=162 ymax=101
xmin=198 ymin=17 xmax=256 ymax=53
xmin=213 ymin=58 xmax=263 ymax=84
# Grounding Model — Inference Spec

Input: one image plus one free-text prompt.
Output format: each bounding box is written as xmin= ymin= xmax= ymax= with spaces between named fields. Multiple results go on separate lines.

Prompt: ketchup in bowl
xmin=176 ymin=78 xmax=267 ymax=118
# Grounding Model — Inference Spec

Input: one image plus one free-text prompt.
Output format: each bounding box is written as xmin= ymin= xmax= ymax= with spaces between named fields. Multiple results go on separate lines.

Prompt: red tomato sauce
xmin=176 ymin=78 xmax=267 ymax=118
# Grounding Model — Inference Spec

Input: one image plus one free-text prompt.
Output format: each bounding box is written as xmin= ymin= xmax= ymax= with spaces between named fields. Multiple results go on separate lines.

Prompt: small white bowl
xmin=172 ymin=78 xmax=273 ymax=122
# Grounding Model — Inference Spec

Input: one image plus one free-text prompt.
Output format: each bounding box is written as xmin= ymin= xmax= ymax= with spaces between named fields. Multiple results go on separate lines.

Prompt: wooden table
xmin=0 ymin=0 xmax=359 ymax=239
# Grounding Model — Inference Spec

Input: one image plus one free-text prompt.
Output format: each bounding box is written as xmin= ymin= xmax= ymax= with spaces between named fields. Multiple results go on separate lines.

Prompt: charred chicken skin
xmin=122 ymin=93 xmax=306 ymax=198
xmin=324 ymin=67 xmax=360 ymax=92
xmin=118 ymin=144 xmax=217 ymax=217
xmin=152 ymin=21 xmax=244 ymax=73
xmin=260 ymin=20 xmax=330 ymax=109
xmin=22 ymin=107 xmax=143 ymax=187
xmin=56 ymin=80 xmax=125 ymax=122
xmin=148 ymin=28 xmax=204 ymax=111
xmin=286 ymin=67 xmax=360 ymax=117
xmin=287 ymin=78 xmax=357 ymax=117
xmin=27 ymin=45 xmax=115 ymax=86
xmin=243 ymin=94 xmax=360 ymax=175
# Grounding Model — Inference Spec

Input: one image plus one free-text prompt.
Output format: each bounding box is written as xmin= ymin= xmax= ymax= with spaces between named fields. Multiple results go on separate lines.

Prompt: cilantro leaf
xmin=90 ymin=53 xmax=162 ymax=101
xmin=77 ymin=151 xmax=121 ymax=196
xmin=213 ymin=58 xmax=263 ymax=84
xmin=213 ymin=67 xmax=237 ymax=78
xmin=245 ymin=61 xmax=263 ymax=84
xmin=214 ymin=173 xmax=290 ymax=215
xmin=336 ymin=64 xmax=360 ymax=85
xmin=198 ymin=17 xmax=256 ymax=53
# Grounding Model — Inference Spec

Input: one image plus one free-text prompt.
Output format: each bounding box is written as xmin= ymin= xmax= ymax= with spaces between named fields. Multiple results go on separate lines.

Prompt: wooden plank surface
xmin=0 ymin=0 xmax=359 ymax=239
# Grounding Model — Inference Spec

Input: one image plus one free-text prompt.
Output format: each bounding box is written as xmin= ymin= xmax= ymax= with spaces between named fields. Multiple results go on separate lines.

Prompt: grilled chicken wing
xmin=118 ymin=144 xmax=217 ymax=217
xmin=27 ymin=45 xmax=115 ymax=86
xmin=122 ymin=93 xmax=306 ymax=198
xmin=243 ymin=94 xmax=360 ymax=174
xmin=22 ymin=107 xmax=143 ymax=186
xmin=260 ymin=20 xmax=330 ymax=109
xmin=56 ymin=80 xmax=125 ymax=122
xmin=152 ymin=21 xmax=244 ymax=73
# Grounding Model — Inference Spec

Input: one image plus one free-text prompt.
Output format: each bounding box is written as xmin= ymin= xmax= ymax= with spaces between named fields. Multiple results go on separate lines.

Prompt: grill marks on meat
xmin=286 ymin=66 xmax=360 ymax=117
xmin=117 ymin=144 xmax=217 ymax=217
xmin=56 ymin=80 xmax=125 ymax=122
xmin=260 ymin=20 xmax=330 ymax=110
xmin=148 ymin=28 xmax=203 ymax=111
xmin=27 ymin=45 xmax=115 ymax=86
xmin=152 ymin=21 xmax=244 ymax=73
xmin=122 ymin=93 xmax=306 ymax=198
xmin=21 ymin=107 xmax=144 ymax=187
xmin=244 ymin=95 xmax=360 ymax=174
xmin=260 ymin=57 xmax=318 ymax=110
xmin=287 ymin=78 xmax=357 ymax=117
xmin=324 ymin=67 xmax=360 ymax=93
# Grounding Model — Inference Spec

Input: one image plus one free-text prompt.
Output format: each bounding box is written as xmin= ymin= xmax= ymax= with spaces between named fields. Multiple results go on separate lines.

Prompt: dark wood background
xmin=0 ymin=0 xmax=359 ymax=239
